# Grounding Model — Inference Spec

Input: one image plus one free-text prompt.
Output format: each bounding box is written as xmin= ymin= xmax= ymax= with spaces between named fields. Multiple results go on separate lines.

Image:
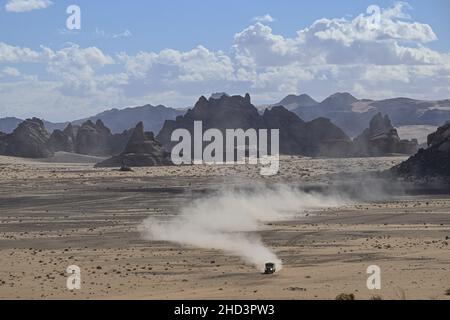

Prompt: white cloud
xmin=0 ymin=2 xmax=449 ymax=121
xmin=0 ymin=42 xmax=43 ymax=63
xmin=112 ymin=30 xmax=132 ymax=39
xmin=304 ymin=2 xmax=436 ymax=46
xmin=252 ymin=14 xmax=275 ymax=23
xmin=234 ymin=3 xmax=440 ymax=68
xmin=5 ymin=0 xmax=53 ymax=13
xmin=95 ymin=28 xmax=133 ymax=39
xmin=2 ymin=66 xmax=21 ymax=77
xmin=234 ymin=23 xmax=301 ymax=67
xmin=45 ymin=45 xmax=115 ymax=96
xmin=120 ymin=45 xmax=235 ymax=84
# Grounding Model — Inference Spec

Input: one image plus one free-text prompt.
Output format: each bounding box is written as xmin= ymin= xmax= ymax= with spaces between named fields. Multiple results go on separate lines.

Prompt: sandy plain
xmin=0 ymin=153 xmax=449 ymax=300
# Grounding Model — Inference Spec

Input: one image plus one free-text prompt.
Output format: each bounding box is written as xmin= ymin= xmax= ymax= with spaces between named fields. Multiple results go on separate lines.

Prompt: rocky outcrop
xmin=49 ymin=121 xmax=130 ymax=156
xmin=157 ymin=94 xmax=266 ymax=151
xmin=1 ymin=117 xmax=134 ymax=158
xmin=262 ymin=106 xmax=351 ymax=156
xmin=427 ymin=123 xmax=450 ymax=150
xmin=96 ymin=122 xmax=172 ymax=167
xmin=352 ymin=113 xmax=418 ymax=156
xmin=75 ymin=120 xmax=113 ymax=156
xmin=393 ymin=122 xmax=450 ymax=178
xmin=305 ymin=117 xmax=353 ymax=156
xmin=48 ymin=123 xmax=76 ymax=152
xmin=157 ymin=94 xmax=351 ymax=158
xmin=0 ymin=131 xmax=7 ymax=154
xmin=109 ymin=129 xmax=134 ymax=156
xmin=2 ymin=118 xmax=53 ymax=158
xmin=262 ymin=106 xmax=307 ymax=155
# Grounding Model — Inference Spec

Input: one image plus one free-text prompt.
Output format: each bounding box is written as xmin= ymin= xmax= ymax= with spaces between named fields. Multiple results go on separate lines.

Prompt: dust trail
xmin=139 ymin=184 xmax=346 ymax=272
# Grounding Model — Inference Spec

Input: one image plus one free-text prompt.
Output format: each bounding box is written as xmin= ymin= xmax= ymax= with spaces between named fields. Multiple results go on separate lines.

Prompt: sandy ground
xmin=0 ymin=153 xmax=449 ymax=300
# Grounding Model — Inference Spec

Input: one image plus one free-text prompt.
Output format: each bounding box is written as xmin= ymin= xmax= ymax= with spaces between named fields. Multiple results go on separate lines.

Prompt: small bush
xmin=335 ymin=293 xmax=355 ymax=300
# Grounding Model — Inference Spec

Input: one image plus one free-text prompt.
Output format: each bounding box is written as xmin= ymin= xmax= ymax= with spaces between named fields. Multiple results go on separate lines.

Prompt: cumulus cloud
xmin=252 ymin=14 xmax=275 ymax=23
xmin=229 ymin=2 xmax=450 ymax=101
xmin=234 ymin=2 xmax=440 ymax=68
xmin=5 ymin=0 xmax=53 ymax=12
xmin=303 ymin=2 xmax=436 ymax=46
xmin=95 ymin=28 xmax=133 ymax=39
xmin=118 ymin=45 xmax=237 ymax=99
xmin=2 ymin=66 xmax=21 ymax=77
xmin=0 ymin=42 xmax=43 ymax=63
xmin=0 ymin=2 xmax=449 ymax=121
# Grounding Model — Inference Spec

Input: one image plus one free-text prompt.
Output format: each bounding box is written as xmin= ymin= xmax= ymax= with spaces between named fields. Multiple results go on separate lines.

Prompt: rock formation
xmin=109 ymin=129 xmax=135 ymax=156
xmin=352 ymin=113 xmax=418 ymax=156
xmin=393 ymin=122 xmax=450 ymax=177
xmin=262 ymin=106 xmax=351 ymax=156
xmin=1 ymin=117 xmax=134 ymax=158
xmin=0 ymin=131 xmax=7 ymax=155
xmin=95 ymin=122 xmax=172 ymax=167
xmin=157 ymin=94 xmax=350 ymax=157
xmin=48 ymin=123 xmax=76 ymax=152
xmin=75 ymin=120 xmax=114 ymax=156
xmin=1 ymin=118 xmax=54 ymax=158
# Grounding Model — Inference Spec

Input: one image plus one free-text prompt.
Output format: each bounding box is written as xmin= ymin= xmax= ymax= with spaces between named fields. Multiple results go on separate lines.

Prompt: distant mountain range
xmin=0 ymin=94 xmax=420 ymax=160
xmin=0 ymin=117 xmax=25 ymax=134
xmin=2 ymin=93 xmax=449 ymax=141
xmin=271 ymin=93 xmax=450 ymax=137
xmin=0 ymin=104 xmax=183 ymax=134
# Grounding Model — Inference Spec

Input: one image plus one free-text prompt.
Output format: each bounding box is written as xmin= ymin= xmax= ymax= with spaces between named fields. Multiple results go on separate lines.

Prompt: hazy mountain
xmin=0 ymin=117 xmax=23 ymax=134
xmin=1 ymin=104 xmax=184 ymax=134
xmin=72 ymin=104 xmax=184 ymax=134
xmin=283 ymin=93 xmax=450 ymax=137
xmin=275 ymin=94 xmax=318 ymax=110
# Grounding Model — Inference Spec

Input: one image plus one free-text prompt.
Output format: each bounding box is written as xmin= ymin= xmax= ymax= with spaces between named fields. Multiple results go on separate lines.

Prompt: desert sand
xmin=0 ymin=153 xmax=449 ymax=300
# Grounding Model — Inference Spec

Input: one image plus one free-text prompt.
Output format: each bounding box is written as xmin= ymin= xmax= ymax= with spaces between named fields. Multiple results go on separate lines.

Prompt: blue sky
xmin=1 ymin=0 xmax=449 ymax=53
xmin=1 ymin=0 xmax=450 ymax=121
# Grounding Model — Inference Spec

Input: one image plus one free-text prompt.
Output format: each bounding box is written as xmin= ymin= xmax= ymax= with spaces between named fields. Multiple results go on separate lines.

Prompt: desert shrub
xmin=335 ymin=293 xmax=355 ymax=300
